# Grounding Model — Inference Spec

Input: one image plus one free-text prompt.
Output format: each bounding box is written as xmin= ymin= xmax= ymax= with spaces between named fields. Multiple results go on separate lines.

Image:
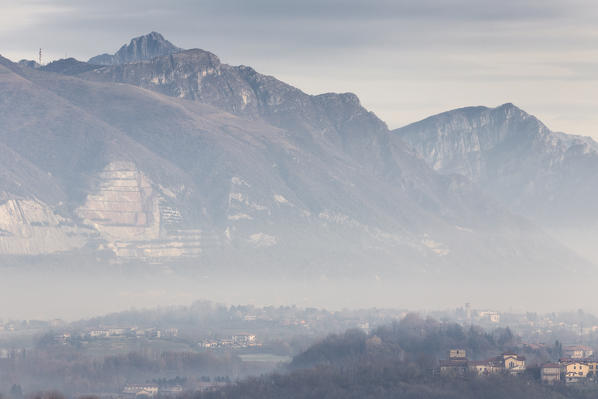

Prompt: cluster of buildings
xmin=439 ymin=345 xmax=598 ymax=385
xmin=0 ymin=319 xmax=65 ymax=333
xmin=57 ymin=327 xmax=179 ymax=341
xmin=450 ymin=304 xmax=598 ymax=343
xmin=198 ymin=333 xmax=258 ymax=350
xmin=541 ymin=345 xmax=598 ymax=384
xmin=94 ymin=327 xmax=178 ymax=339
xmin=477 ymin=311 xmax=501 ymax=324
xmin=0 ymin=347 xmax=26 ymax=359
xmin=0 ymin=323 xmax=16 ymax=332
xmin=122 ymin=383 xmax=183 ymax=397
xmin=457 ymin=304 xmax=501 ymax=324
xmin=122 ymin=381 xmax=228 ymax=397
xmin=439 ymin=349 xmax=526 ymax=376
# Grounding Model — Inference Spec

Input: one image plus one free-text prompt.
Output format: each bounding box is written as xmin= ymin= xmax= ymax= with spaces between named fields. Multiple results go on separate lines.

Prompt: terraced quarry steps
xmin=76 ymin=161 xmax=213 ymax=260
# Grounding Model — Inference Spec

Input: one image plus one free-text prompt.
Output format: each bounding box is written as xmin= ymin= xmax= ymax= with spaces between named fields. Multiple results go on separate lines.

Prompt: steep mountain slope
xmin=88 ymin=31 xmax=182 ymax=65
xmin=76 ymin=39 xmax=501 ymax=227
xmin=81 ymin=45 xmax=390 ymax=160
xmin=0 ymin=56 xmax=203 ymax=255
xmin=394 ymin=104 xmax=598 ymax=227
xmin=0 ymin=36 xmax=590 ymax=289
xmin=1 ymin=56 xmax=425 ymax=262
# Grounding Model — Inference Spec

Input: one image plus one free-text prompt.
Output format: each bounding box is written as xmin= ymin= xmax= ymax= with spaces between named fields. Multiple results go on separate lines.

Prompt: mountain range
xmin=1 ymin=32 xmax=596 ymax=298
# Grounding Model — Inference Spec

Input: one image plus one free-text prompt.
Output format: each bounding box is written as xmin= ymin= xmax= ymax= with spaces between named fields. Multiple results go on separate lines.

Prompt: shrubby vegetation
xmin=195 ymin=366 xmax=596 ymax=399
xmin=0 ymin=349 xmax=240 ymax=395
xmin=291 ymin=313 xmax=547 ymax=370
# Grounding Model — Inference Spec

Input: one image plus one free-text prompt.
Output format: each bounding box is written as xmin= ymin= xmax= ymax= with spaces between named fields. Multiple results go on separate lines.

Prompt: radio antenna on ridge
xmin=38 ymin=48 xmax=42 ymax=65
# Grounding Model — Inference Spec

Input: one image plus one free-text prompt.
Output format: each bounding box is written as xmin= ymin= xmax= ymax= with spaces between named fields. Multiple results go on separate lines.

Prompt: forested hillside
xmin=193 ymin=315 xmax=595 ymax=399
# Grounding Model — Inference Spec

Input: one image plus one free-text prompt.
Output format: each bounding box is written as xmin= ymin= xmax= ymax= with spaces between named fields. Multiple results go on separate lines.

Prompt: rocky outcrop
xmin=88 ymin=32 xmax=182 ymax=65
xmin=80 ymin=48 xmax=388 ymax=146
xmin=0 ymin=199 xmax=87 ymax=255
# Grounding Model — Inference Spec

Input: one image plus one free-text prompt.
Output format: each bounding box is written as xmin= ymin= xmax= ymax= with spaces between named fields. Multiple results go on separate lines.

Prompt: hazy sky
xmin=1 ymin=0 xmax=597 ymax=136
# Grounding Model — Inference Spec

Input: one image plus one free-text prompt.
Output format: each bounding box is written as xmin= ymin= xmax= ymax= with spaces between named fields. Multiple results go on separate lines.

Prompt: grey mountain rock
xmin=88 ymin=31 xmax=182 ymax=65
xmin=0 ymin=35 xmax=589 ymax=284
xmin=394 ymin=103 xmax=598 ymax=226
xmin=80 ymin=49 xmax=386 ymax=141
xmin=78 ymin=47 xmax=412 ymax=180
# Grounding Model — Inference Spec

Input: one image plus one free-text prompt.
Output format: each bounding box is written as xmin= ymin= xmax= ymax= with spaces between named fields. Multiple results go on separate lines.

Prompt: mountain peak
xmin=145 ymin=31 xmax=164 ymax=39
xmin=88 ymin=31 xmax=183 ymax=65
xmin=394 ymin=100 xmax=587 ymax=188
xmin=497 ymin=102 xmax=516 ymax=109
xmin=495 ymin=102 xmax=528 ymax=117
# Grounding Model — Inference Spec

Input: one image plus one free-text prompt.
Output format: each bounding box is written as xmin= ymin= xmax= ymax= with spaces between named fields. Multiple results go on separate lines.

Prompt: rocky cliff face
xmin=82 ymin=47 xmax=387 ymax=145
xmin=88 ymin=32 xmax=182 ymax=65
xmin=0 ymin=199 xmax=88 ymax=255
xmin=395 ymin=103 xmax=598 ymax=226
xmin=80 ymin=43 xmax=417 ymax=188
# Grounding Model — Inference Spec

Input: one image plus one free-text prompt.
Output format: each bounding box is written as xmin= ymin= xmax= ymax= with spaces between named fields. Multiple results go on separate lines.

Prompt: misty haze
xmin=1 ymin=1 xmax=598 ymax=398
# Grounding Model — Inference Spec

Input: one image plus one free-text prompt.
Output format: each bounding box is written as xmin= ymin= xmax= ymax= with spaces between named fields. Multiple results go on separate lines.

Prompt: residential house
xmin=469 ymin=360 xmax=501 ymax=376
xmin=439 ymin=349 xmax=468 ymax=376
xmin=478 ymin=311 xmax=500 ymax=323
xmin=562 ymin=360 xmax=589 ymax=384
xmin=53 ymin=333 xmax=71 ymax=344
xmin=162 ymin=328 xmax=179 ymax=337
xmin=540 ymin=363 xmax=561 ymax=384
xmin=585 ymin=360 xmax=598 ymax=381
xmin=439 ymin=359 xmax=469 ymax=376
xmin=468 ymin=354 xmax=525 ymax=376
xmin=107 ymin=328 xmax=128 ymax=336
xmin=159 ymin=385 xmax=183 ymax=394
xmin=199 ymin=340 xmax=219 ymax=349
xmin=449 ymin=349 xmax=467 ymax=359
xmin=564 ymin=345 xmax=593 ymax=360
xmin=88 ymin=329 xmax=110 ymax=338
xmin=439 ymin=350 xmax=526 ymax=377
xmin=123 ymin=384 xmax=159 ymax=397
xmin=499 ymin=353 xmax=526 ymax=374
xmin=232 ymin=333 xmax=257 ymax=346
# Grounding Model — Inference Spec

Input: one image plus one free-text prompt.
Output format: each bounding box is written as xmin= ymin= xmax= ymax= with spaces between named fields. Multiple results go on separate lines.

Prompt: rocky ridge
xmin=0 ymin=34 xmax=590 ymax=278
xmin=394 ymin=103 xmax=598 ymax=226
xmin=88 ymin=31 xmax=182 ymax=65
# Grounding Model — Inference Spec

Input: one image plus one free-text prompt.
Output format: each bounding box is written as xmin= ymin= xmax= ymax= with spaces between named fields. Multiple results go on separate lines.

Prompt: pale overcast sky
xmin=1 ymin=0 xmax=597 ymax=136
